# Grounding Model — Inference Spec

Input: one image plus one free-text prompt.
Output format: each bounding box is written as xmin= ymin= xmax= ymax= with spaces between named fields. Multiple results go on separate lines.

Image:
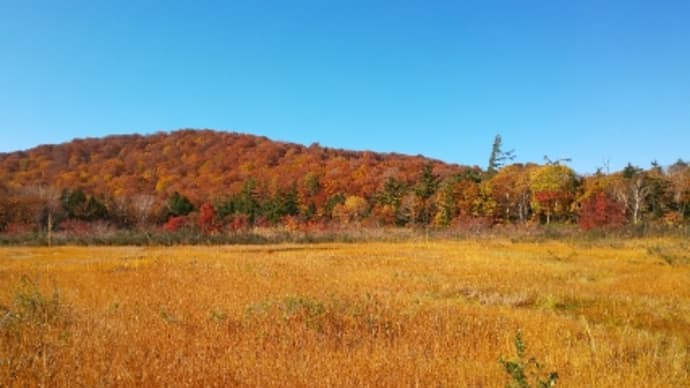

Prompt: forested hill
xmin=1 ymin=129 xmax=689 ymax=234
xmin=0 ymin=129 xmax=468 ymax=204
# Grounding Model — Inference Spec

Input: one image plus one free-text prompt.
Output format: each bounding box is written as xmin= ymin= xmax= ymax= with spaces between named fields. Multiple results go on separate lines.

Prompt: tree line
xmin=0 ymin=131 xmax=689 ymax=238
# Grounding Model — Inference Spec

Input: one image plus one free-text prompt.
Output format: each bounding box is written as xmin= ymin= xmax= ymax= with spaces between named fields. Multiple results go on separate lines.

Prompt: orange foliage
xmin=0 ymin=130 xmax=461 ymax=206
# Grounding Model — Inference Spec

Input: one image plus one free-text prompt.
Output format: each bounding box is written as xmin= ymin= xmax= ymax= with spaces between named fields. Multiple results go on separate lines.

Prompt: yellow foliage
xmin=332 ymin=195 xmax=368 ymax=223
xmin=155 ymin=176 xmax=174 ymax=192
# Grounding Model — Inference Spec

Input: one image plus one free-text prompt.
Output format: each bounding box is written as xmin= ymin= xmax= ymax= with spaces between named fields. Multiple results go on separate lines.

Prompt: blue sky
xmin=1 ymin=0 xmax=688 ymax=174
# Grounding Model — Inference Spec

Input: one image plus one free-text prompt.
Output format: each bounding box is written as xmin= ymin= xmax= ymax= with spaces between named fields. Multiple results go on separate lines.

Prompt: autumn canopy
xmin=0 ymin=129 xmax=688 ymax=238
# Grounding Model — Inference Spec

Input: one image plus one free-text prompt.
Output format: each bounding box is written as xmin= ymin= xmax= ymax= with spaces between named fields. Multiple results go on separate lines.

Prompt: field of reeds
xmin=1 ymin=238 xmax=689 ymax=387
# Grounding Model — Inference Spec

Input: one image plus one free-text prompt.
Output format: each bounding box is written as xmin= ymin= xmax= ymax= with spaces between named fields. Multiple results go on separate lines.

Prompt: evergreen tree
xmin=376 ymin=177 xmax=408 ymax=225
xmin=61 ymin=188 xmax=108 ymax=221
xmin=167 ymin=192 xmax=194 ymax=217
xmin=62 ymin=189 xmax=87 ymax=218
xmin=487 ymin=134 xmax=515 ymax=175
xmin=414 ymin=163 xmax=440 ymax=225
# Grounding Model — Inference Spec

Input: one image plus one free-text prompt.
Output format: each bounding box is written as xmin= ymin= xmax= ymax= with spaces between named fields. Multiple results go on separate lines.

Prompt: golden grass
xmin=1 ymin=239 xmax=689 ymax=387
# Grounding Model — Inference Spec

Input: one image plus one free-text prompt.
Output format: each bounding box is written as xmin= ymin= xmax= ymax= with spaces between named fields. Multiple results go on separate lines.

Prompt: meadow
xmin=1 ymin=239 xmax=689 ymax=387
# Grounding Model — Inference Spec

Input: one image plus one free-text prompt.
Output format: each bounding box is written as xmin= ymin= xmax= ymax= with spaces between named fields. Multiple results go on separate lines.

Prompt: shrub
xmin=499 ymin=330 xmax=559 ymax=388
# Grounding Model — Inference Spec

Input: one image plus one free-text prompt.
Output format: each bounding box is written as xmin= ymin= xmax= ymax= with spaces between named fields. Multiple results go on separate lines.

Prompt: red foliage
xmin=533 ymin=190 xmax=574 ymax=223
xmin=578 ymin=192 xmax=627 ymax=230
xmin=198 ymin=202 xmax=217 ymax=234
xmin=534 ymin=190 xmax=573 ymax=205
xmin=534 ymin=191 xmax=556 ymax=203
xmin=163 ymin=216 xmax=188 ymax=232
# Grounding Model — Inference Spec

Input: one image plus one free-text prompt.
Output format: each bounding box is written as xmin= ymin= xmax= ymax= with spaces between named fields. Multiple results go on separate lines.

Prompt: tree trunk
xmin=632 ymin=197 xmax=640 ymax=224
xmin=47 ymin=212 xmax=53 ymax=247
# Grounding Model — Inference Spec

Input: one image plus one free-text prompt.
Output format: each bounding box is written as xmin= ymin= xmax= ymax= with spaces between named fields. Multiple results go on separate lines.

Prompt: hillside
xmin=0 ymin=130 xmax=480 ymax=232
xmin=0 ymin=129 xmax=468 ymax=203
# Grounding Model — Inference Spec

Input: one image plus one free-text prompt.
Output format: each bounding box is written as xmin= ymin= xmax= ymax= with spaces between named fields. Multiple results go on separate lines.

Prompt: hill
xmin=0 ymin=129 xmax=469 ymax=202
xmin=0 ymin=129 xmax=481 ymax=232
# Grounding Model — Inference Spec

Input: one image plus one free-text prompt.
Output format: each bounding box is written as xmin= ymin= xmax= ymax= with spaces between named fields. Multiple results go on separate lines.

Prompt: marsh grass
xmin=1 ymin=276 xmax=72 ymax=385
xmin=0 ymin=239 xmax=688 ymax=386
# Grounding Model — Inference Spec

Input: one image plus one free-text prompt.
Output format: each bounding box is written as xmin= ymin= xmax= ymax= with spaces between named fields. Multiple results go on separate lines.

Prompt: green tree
xmin=375 ymin=177 xmax=408 ymax=225
xmin=262 ymin=183 xmax=300 ymax=223
xmin=61 ymin=188 xmax=87 ymax=219
xmin=414 ymin=163 xmax=440 ymax=225
xmin=167 ymin=191 xmax=194 ymax=217
xmin=433 ymin=178 xmax=458 ymax=226
xmin=487 ymin=134 xmax=515 ymax=176
xmin=646 ymin=161 xmax=672 ymax=220
xmin=61 ymin=188 xmax=108 ymax=221
xmin=236 ymin=178 xmax=261 ymax=223
xmin=84 ymin=196 xmax=108 ymax=221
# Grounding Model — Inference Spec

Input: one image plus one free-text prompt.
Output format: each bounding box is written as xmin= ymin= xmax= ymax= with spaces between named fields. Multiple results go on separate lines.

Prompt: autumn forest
xmin=1 ymin=129 xmax=689 ymax=243
xmin=3 ymin=130 xmax=690 ymax=387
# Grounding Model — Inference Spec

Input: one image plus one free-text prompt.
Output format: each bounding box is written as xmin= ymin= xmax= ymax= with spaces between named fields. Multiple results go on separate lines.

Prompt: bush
xmin=499 ymin=330 xmax=559 ymax=388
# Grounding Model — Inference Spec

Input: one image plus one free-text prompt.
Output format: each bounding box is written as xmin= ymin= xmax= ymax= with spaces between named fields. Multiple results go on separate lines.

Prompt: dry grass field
xmin=1 ymin=239 xmax=689 ymax=387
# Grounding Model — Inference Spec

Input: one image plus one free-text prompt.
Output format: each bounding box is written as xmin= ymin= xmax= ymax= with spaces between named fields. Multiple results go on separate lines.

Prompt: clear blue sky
xmin=1 ymin=0 xmax=689 ymax=174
